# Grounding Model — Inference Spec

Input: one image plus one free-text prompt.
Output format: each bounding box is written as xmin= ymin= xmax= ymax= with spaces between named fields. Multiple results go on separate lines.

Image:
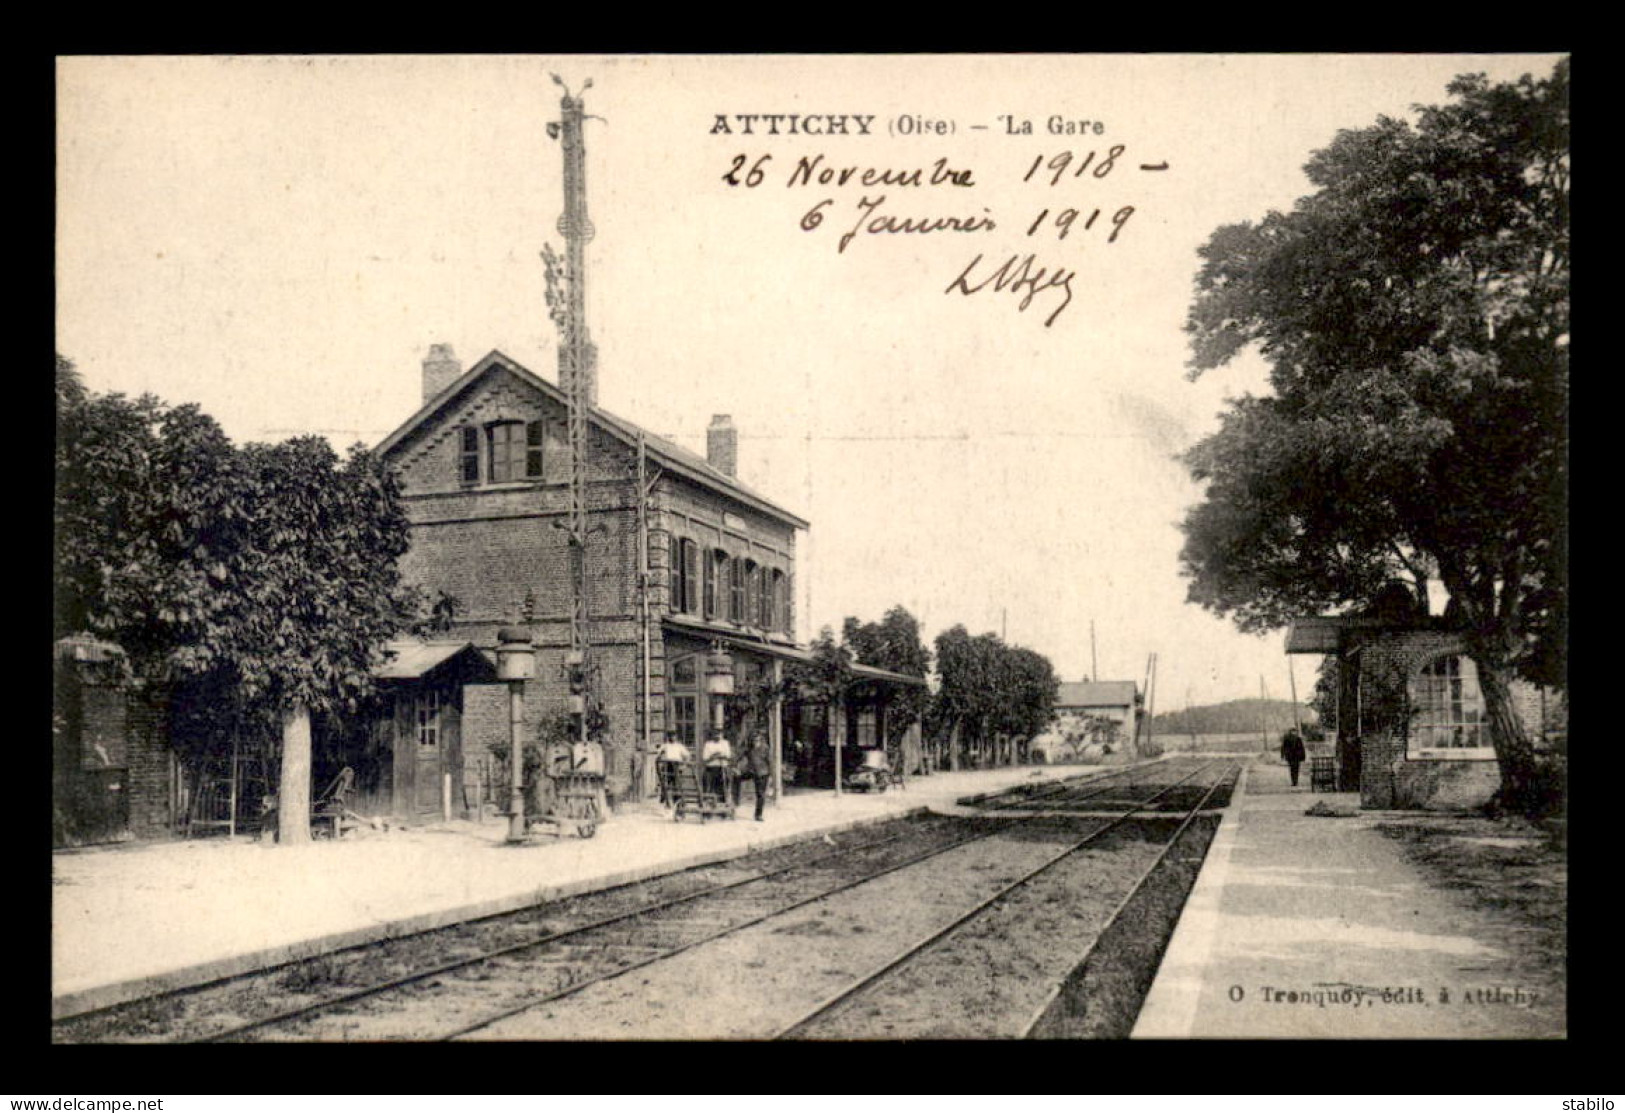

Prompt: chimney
xmin=422 ymin=343 xmax=462 ymax=403
xmin=707 ymin=414 xmax=737 ymax=477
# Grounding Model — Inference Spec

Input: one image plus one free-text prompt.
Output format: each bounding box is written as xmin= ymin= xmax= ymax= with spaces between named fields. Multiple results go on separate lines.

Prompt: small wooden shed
xmin=371 ymin=640 xmax=499 ymax=821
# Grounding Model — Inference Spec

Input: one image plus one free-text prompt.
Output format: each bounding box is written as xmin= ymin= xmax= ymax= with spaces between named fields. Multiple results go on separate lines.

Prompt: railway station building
xmin=1286 ymin=591 xmax=1565 ymax=810
xmin=373 ymin=344 xmax=925 ymax=819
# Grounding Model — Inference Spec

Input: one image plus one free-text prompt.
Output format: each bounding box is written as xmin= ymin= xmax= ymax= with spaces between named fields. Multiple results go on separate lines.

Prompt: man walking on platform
xmin=1281 ymin=728 xmax=1306 ymax=788
xmin=734 ymin=729 xmax=772 ymax=821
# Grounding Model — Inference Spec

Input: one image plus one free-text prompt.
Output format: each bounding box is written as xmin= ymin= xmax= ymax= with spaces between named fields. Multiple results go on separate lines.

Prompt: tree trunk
xmin=277 ymin=704 xmax=313 ymax=845
xmin=948 ymin=718 xmax=961 ymax=772
xmin=1471 ymin=652 xmax=1543 ymax=815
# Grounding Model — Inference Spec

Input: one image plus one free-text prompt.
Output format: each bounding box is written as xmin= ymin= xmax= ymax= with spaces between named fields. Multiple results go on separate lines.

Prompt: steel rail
xmin=179 ymin=821 xmax=933 ymax=1043
xmin=437 ymin=759 xmax=1219 ymax=1041
xmin=768 ymin=758 xmax=1231 ymax=1040
xmin=976 ymin=759 xmax=1161 ymax=813
xmin=437 ymin=811 xmax=1037 ymax=1040
xmin=1016 ymin=762 xmax=1241 ymax=1038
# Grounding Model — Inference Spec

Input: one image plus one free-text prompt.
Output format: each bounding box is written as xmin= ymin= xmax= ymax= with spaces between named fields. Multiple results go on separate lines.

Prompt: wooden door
xmin=413 ymin=688 xmax=443 ymax=813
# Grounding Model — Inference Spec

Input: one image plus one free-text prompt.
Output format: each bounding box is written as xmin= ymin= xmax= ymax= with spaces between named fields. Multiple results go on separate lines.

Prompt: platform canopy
xmin=661 ymin=616 xmax=928 ymax=687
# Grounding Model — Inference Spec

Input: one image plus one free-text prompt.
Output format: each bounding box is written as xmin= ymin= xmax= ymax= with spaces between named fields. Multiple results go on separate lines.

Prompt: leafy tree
xmin=992 ymin=645 xmax=1059 ymax=756
xmin=56 ymin=369 xmax=428 ymax=843
xmin=1179 ymin=61 xmax=1568 ymax=814
xmin=1309 ymin=658 xmax=1340 ymax=736
xmin=54 ymin=377 xmax=246 ymax=668
xmin=931 ymin=625 xmax=1058 ymax=768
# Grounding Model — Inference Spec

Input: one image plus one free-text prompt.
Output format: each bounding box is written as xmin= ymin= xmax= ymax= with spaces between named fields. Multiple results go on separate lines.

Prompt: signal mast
xmin=543 ymin=76 xmax=598 ymax=746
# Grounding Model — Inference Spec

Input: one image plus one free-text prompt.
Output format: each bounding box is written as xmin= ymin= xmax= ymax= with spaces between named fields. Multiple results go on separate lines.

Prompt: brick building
xmin=376 ymin=345 xmax=817 ymax=812
xmin=1286 ymin=607 xmax=1565 ymax=810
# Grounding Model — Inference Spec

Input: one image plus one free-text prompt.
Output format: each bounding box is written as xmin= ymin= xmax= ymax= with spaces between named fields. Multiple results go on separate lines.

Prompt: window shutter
xmin=683 ymin=539 xmax=700 ymax=615
xmin=460 ymin=427 xmax=480 ymax=484
xmin=525 ymin=420 xmax=544 ymax=478
xmin=669 ymin=533 xmax=681 ymax=613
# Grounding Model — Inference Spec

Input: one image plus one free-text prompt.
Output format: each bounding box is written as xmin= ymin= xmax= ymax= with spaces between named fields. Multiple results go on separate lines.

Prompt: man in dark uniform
xmin=733 ymin=729 xmax=772 ymax=821
xmin=1281 ymin=729 xmax=1307 ymax=787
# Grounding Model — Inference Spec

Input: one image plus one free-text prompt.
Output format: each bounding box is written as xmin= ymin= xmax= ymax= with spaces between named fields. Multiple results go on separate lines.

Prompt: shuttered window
xmin=487 ymin=422 xmax=523 ymax=482
xmin=704 ymin=550 xmax=722 ymax=619
xmin=729 ymin=556 xmax=746 ymax=624
xmin=682 ymin=539 xmax=700 ymax=615
xmin=525 ymin=420 xmax=544 ymax=478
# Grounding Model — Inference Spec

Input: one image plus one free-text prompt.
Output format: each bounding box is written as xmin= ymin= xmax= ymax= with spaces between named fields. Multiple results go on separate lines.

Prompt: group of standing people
xmin=657 ymin=727 xmax=771 ymax=821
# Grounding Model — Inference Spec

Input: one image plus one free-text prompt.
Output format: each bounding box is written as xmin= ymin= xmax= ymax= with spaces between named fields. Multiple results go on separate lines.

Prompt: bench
xmin=1310 ymin=754 xmax=1337 ymax=793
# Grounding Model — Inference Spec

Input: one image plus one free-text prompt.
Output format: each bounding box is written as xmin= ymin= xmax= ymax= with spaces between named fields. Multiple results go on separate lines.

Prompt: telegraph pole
xmin=545 ymin=76 xmax=599 ymax=750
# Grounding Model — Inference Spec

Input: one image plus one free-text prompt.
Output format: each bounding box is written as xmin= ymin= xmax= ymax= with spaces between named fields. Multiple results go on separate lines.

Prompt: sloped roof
xmin=376 ymin=350 xmax=808 ymax=530
xmin=1284 ymin=613 xmax=1463 ymax=655
xmin=1056 ymin=680 xmax=1138 ymax=708
xmin=373 ymin=640 xmax=495 ymax=681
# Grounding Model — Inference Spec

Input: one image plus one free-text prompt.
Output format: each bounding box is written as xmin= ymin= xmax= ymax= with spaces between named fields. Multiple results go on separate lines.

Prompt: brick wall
xmin=1353 ymin=629 xmax=1500 ymax=811
xmin=124 ymin=684 xmax=175 ymax=838
xmin=385 ymin=364 xmax=802 ymax=810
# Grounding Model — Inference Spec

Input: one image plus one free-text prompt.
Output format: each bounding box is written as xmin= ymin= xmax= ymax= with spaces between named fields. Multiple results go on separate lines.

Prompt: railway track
xmin=457 ymin=757 xmax=1237 ymax=1040
xmin=771 ymin=759 xmax=1239 ymax=1039
xmin=54 ymin=758 xmax=1231 ymax=1043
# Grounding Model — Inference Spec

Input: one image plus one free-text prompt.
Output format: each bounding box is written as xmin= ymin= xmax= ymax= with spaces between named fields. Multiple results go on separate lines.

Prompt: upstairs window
xmin=760 ymin=566 xmax=777 ymax=630
xmin=466 ymin=420 xmax=545 ymax=485
xmin=670 ymin=536 xmax=700 ymax=615
xmin=487 ymin=422 xmax=523 ymax=483
xmin=704 ymin=550 xmax=724 ymax=620
xmin=729 ymin=556 xmax=746 ymax=624
xmin=525 ymin=420 xmax=544 ymax=478
xmin=771 ymin=569 xmax=788 ymax=633
xmin=682 ymin=539 xmax=699 ymax=614
xmin=744 ymin=560 xmax=760 ymax=627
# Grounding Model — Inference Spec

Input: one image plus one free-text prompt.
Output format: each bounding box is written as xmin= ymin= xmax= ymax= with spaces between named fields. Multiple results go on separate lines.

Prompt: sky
xmin=55 ymin=53 xmax=1564 ymax=712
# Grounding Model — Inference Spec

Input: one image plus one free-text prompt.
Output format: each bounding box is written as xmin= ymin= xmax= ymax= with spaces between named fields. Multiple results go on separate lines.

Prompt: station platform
xmin=52 ymin=761 xmax=1120 ymax=1021
xmin=1132 ymin=760 xmax=1565 ymax=1039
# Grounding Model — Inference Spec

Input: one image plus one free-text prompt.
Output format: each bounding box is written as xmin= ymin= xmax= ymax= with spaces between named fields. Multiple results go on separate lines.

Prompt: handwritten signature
xmin=945 ymin=253 xmax=1075 ymax=327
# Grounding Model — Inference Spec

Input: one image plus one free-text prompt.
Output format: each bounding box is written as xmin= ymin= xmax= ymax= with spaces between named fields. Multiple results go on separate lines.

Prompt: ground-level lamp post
xmin=497 ymin=626 xmax=537 ymax=844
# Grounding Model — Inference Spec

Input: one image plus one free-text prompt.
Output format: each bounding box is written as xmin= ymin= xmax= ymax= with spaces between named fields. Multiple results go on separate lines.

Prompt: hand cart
xmin=534 ymin=742 xmax=605 ymax=838
xmin=671 ymin=759 xmax=734 ymax=823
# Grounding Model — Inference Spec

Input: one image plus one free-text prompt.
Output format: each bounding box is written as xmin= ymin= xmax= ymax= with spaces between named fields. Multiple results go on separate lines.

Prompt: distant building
xmin=1051 ymin=680 xmax=1142 ymax=758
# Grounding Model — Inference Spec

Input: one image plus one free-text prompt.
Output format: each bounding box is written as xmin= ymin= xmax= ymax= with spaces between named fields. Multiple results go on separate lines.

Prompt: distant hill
xmin=1150 ymin=698 xmax=1316 ymax=739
